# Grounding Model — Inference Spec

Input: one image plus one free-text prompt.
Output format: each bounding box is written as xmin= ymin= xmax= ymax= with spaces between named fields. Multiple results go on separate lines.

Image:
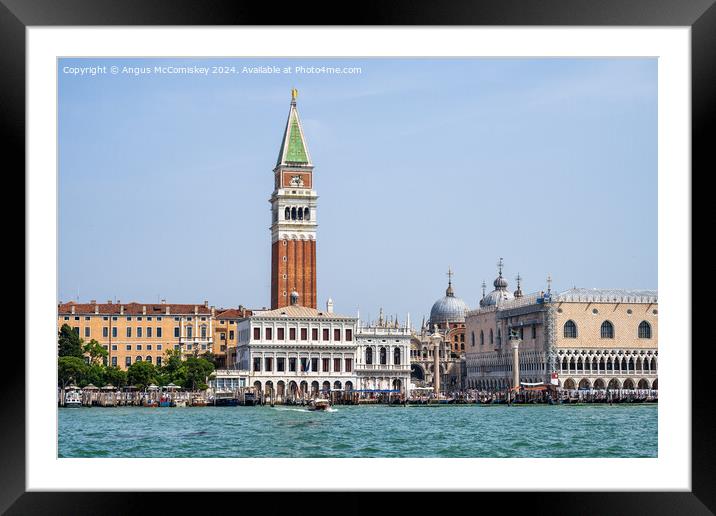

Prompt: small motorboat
xmin=64 ymin=390 xmax=82 ymax=407
xmin=307 ymin=398 xmax=331 ymax=411
xmin=172 ymin=399 xmax=187 ymax=408
xmin=190 ymin=396 xmax=207 ymax=407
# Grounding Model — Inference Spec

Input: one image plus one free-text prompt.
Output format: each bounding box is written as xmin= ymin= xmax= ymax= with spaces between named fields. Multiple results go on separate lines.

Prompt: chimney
xmin=204 ymin=300 xmax=208 ymax=308
xmin=120 ymin=305 xmax=125 ymax=315
xmin=90 ymin=299 xmax=96 ymax=304
xmin=326 ymin=298 xmax=334 ymax=314
xmin=241 ymin=308 xmax=246 ymax=317
xmin=142 ymin=305 xmax=147 ymax=315
xmin=71 ymin=305 xmax=75 ymax=315
xmin=161 ymin=299 xmax=166 ymax=304
xmin=194 ymin=305 xmax=198 ymax=315
xmin=166 ymin=306 xmax=170 ymax=315
xmin=94 ymin=304 xmax=99 ymax=314
xmin=107 ymin=299 xmax=112 ymax=304
xmin=211 ymin=307 xmax=215 ymax=317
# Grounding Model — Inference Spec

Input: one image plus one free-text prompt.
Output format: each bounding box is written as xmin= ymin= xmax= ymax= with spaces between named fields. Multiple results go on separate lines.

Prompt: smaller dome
xmin=494 ymin=275 xmax=508 ymax=289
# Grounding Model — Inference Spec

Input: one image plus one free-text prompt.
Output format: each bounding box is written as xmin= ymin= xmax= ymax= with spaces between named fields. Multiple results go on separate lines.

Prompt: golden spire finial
xmin=291 ymin=87 xmax=298 ymax=101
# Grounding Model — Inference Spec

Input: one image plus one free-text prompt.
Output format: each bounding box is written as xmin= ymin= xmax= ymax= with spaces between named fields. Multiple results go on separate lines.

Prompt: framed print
xmin=4 ymin=0 xmax=711 ymax=513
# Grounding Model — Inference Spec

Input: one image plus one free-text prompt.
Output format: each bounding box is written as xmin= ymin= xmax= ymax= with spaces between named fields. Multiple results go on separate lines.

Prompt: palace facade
xmin=464 ymin=262 xmax=658 ymax=391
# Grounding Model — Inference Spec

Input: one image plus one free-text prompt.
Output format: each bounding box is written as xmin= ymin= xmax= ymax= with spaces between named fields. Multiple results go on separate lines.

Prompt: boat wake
xmin=272 ymin=407 xmax=311 ymax=413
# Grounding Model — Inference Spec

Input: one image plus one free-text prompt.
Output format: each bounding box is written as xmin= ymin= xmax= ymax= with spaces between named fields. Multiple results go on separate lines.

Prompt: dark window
xmin=564 ymin=320 xmax=577 ymax=339
xmin=126 ymin=327 xmax=132 ymax=338
xmin=265 ymin=328 xmax=272 ymax=340
xmin=394 ymin=347 xmax=401 ymax=365
xmin=147 ymin=327 xmax=152 ymax=338
xmin=311 ymin=328 xmax=318 ymax=340
xmin=638 ymin=321 xmax=652 ymax=339
xmin=311 ymin=358 xmax=319 ymax=371
xmin=277 ymin=328 xmax=285 ymax=340
xmin=289 ymin=357 xmax=296 ymax=371
xmin=277 ymin=358 xmax=285 ymax=372
xmin=174 ymin=327 xmax=180 ymax=338
xmin=157 ymin=327 xmax=162 ymax=338
xmin=253 ymin=327 xmax=261 ymax=340
xmin=156 ymin=357 xmax=162 ymax=367
xmin=126 ymin=344 xmax=131 ymax=351
xmin=322 ymin=358 xmax=330 ymax=371
xmin=346 ymin=329 xmax=353 ymax=341
xmin=125 ymin=357 xmax=131 ymax=366
xmin=365 ymin=347 xmax=373 ymax=364
xmin=253 ymin=357 xmax=261 ymax=372
xmin=265 ymin=357 xmax=273 ymax=372
xmin=601 ymin=321 xmax=614 ymax=339
xmin=345 ymin=358 xmax=352 ymax=372
xmin=333 ymin=358 xmax=341 ymax=372
xmin=322 ymin=328 xmax=329 ymax=341
xmin=380 ymin=347 xmax=387 ymax=365
xmin=137 ymin=327 xmax=143 ymax=338
xmin=532 ymin=324 xmax=537 ymax=339
xmin=84 ymin=327 xmax=90 ymax=337
xmin=334 ymin=329 xmax=341 ymax=341
xmin=111 ymin=356 xmax=117 ymax=367
xmin=103 ymin=327 xmax=109 ymax=338
xmin=301 ymin=328 xmax=308 ymax=340
xmin=289 ymin=328 xmax=296 ymax=340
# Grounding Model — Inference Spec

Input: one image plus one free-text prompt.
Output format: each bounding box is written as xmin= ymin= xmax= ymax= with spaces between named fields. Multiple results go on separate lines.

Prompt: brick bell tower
xmin=270 ymin=89 xmax=318 ymax=309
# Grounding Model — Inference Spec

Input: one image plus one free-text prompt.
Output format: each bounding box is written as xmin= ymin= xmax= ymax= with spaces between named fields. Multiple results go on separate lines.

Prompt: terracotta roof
xmin=58 ymin=301 xmax=212 ymax=315
xmin=216 ymin=308 xmax=253 ymax=319
xmin=251 ymin=305 xmax=353 ymax=319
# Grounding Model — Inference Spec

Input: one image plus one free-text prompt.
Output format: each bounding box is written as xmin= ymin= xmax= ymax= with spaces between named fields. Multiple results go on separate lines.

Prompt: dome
xmin=480 ymin=259 xmax=514 ymax=307
xmin=429 ymin=280 xmax=467 ymax=325
xmin=480 ymin=289 xmax=514 ymax=307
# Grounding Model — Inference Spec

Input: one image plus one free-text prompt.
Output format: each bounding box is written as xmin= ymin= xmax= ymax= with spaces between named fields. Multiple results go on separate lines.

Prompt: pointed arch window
xmin=638 ymin=321 xmax=652 ymax=339
xmin=563 ymin=320 xmax=577 ymax=339
xmin=284 ymin=207 xmax=290 ymax=220
xmin=291 ymin=207 xmax=297 ymax=220
xmin=304 ymin=208 xmax=310 ymax=220
xmin=601 ymin=320 xmax=615 ymax=339
xmin=394 ymin=347 xmax=401 ymax=365
xmin=365 ymin=347 xmax=373 ymax=365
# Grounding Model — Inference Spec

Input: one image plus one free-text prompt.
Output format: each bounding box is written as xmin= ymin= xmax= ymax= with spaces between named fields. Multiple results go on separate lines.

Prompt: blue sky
xmin=58 ymin=57 xmax=657 ymax=324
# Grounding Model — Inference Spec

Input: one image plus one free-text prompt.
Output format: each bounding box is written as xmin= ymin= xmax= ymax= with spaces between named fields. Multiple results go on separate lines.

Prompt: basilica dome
xmin=429 ymin=280 xmax=468 ymax=325
xmin=480 ymin=259 xmax=514 ymax=308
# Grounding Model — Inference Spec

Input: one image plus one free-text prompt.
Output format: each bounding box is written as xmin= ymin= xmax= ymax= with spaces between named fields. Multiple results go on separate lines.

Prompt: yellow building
xmin=57 ymin=300 xmax=214 ymax=370
xmin=464 ymin=268 xmax=658 ymax=391
xmin=212 ymin=306 xmax=253 ymax=368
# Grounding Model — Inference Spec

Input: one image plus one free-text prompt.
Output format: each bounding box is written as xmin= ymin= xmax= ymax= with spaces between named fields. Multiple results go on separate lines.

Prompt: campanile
xmin=270 ymin=89 xmax=318 ymax=309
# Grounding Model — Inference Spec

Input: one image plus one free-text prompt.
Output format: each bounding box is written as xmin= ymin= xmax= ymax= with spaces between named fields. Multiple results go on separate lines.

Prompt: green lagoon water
xmin=58 ymin=404 xmax=657 ymax=458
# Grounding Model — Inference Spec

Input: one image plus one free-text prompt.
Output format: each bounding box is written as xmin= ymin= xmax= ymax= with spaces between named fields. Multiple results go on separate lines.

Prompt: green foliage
xmin=183 ymin=357 xmax=215 ymax=391
xmin=102 ymin=366 xmax=128 ymax=388
xmin=58 ymin=323 xmax=84 ymax=358
xmin=126 ymin=361 xmax=157 ymax=390
xmin=83 ymin=339 xmax=108 ymax=366
xmin=58 ymin=356 xmax=87 ymax=387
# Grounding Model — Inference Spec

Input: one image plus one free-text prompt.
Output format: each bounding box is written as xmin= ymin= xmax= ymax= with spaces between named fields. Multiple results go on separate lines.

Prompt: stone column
xmin=433 ymin=342 xmax=440 ymax=396
xmin=510 ymin=332 xmax=521 ymax=390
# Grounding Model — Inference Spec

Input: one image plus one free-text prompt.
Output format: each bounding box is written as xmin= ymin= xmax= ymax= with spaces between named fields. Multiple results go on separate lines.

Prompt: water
xmin=58 ymin=404 xmax=657 ymax=458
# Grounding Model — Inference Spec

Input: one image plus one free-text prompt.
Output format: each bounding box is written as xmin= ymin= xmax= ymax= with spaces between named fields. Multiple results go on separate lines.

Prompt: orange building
xmin=213 ymin=306 xmax=253 ymax=368
xmin=270 ymin=90 xmax=317 ymax=309
xmin=57 ymin=300 xmax=215 ymax=370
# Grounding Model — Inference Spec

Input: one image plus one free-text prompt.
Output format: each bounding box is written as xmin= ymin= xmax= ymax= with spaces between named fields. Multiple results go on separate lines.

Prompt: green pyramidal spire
xmin=276 ymin=89 xmax=311 ymax=167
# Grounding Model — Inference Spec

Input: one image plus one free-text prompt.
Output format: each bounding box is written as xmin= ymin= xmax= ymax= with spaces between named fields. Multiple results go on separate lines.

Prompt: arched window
xmin=201 ymin=325 xmax=207 ymax=338
xmin=394 ymin=347 xmax=401 ymax=365
xmin=304 ymin=208 xmax=310 ymax=220
xmin=480 ymin=331 xmax=484 ymax=345
xmin=291 ymin=207 xmax=297 ymax=220
xmin=380 ymin=347 xmax=387 ymax=365
xmin=601 ymin=320 xmax=614 ymax=339
xmin=135 ymin=356 xmax=142 ymax=363
xmin=489 ymin=329 xmax=493 ymax=345
xmin=563 ymin=320 xmax=577 ymax=338
xmin=298 ymin=208 xmax=303 ymax=220
xmin=471 ymin=332 xmax=475 ymax=347
xmin=365 ymin=347 xmax=373 ymax=365
xmin=638 ymin=321 xmax=652 ymax=339
xmin=146 ymin=355 xmax=152 ymax=363
xmin=284 ymin=207 xmax=290 ymax=220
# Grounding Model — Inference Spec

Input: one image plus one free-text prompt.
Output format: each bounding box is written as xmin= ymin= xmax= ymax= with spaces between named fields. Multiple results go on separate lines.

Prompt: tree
xmin=102 ymin=366 xmax=128 ymax=388
xmin=158 ymin=348 xmax=187 ymax=386
xmin=83 ymin=339 xmax=108 ymax=366
xmin=126 ymin=361 xmax=157 ymax=390
xmin=58 ymin=324 xmax=84 ymax=358
xmin=58 ymin=356 xmax=87 ymax=388
xmin=201 ymin=351 xmax=222 ymax=369
xmin=183 ymin=357 xmax=214 ymax=391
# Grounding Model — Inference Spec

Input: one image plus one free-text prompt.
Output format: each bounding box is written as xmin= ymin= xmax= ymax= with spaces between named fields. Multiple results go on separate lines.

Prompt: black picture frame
xmin=4 ymin=0 xmax=708 ymax=513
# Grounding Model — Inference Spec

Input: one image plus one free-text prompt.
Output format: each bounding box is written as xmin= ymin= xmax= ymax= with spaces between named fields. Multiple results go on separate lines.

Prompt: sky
xmin=58 ymin=57 xmax=657 ymax=325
